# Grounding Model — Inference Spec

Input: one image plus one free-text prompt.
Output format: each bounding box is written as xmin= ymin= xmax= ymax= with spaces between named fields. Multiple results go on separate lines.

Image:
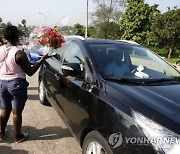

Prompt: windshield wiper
xmin=142 ymin=78 xmax=179 ymax=84
xmin=104 ymin=77 xmax=142 ymax=85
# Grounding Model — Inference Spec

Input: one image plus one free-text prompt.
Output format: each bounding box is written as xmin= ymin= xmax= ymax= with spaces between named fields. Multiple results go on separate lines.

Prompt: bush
xmin=144 ymin=45 xmax=180 ymax=58
xmin=145 ymin=45 xmax=168 ymax=55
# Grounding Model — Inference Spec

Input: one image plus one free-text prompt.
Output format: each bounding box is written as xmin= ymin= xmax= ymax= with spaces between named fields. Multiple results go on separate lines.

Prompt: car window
xmin=88 ymin=44 xmax=128 ymax=76
xmin=53 ymin=41 xmax=69 ymax=61
xmin=63 ymin=41 xmax=85 ymax=71
xmin=129 ymin=47 xmax=164 ymax=73
xmin=88 ymin=43 xmax=180 ymax=80
xmin=128 ymin=46 xmax=180 ymax=78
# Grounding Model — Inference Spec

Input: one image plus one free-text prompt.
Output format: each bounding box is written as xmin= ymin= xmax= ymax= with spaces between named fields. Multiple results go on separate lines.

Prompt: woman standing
xmin=0 ymin=24 xmax=48 ymax=143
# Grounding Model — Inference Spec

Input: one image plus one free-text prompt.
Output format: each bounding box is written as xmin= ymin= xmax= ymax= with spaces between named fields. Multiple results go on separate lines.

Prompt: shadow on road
xmin=3 ymin=125 xmax=72 ymax=143
xmin=27 ymin=87 xmax=38 ymax=91
xmin=27 ymin=94 xmax=39 ymax=100
xmin=26 ymin=126 xmax=72 ymax=141
xmin=0 ymin=145 xmax=28 ymax=154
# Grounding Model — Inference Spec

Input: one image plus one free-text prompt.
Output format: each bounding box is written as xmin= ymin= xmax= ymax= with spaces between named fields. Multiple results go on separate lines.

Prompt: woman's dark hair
xmin=3 ymin=24 xmax=19 ymax=45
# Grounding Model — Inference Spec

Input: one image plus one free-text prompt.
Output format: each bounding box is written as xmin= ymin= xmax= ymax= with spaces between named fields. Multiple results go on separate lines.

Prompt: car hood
xmin=105 ymin=81 xmax=180 ymax=134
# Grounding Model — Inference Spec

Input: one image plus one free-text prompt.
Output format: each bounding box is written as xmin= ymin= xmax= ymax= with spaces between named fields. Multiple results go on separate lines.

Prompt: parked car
xmin=38 ymin=36 xmax=180 ymax=154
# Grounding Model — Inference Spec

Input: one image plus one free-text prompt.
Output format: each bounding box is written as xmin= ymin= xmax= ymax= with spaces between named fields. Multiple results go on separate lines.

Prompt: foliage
xmin=60 ymin=26 xmax=78 ymax=36
xmin=0 ymin=17 xmax=6 ymax=38
xmin=165 ymin=57 xmax=180 ymax=64
xmin=120 ymin=0 xmax=160 ymax=44
xmin=151 ymin=8 xmax=180 ymax=58
xmin=87 ymin=26 xmax=97 ymax=38
xmin=17 ymin=19 xmax=29 ymax=37
xmin=74 ymin=23 xmax=85 ymax=37
xmin=91 ymin=0 xmax=126 ymax=39
xmin=145 ymin=45 xmax=169 ymax=55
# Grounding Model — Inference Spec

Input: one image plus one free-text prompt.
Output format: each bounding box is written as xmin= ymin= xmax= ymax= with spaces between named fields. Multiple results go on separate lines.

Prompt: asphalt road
xmin=0 ymin=73 xmax=82 ymax=154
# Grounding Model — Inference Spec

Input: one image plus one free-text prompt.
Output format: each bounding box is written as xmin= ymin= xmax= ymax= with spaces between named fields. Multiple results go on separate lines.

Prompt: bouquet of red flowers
xmin=38 ymin=26 xmax=65 ymax=49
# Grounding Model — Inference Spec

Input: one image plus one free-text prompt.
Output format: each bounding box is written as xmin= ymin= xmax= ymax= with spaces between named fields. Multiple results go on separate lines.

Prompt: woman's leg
xmin=0 ymin=108 xmax=11 ymax=138
xmin=0 ymin=80 xmax=12 ymax=139
xmin=8 ymin=78 xmax=29 ymax=142
xmin=12 ymin=108 xmax=23 ymax=141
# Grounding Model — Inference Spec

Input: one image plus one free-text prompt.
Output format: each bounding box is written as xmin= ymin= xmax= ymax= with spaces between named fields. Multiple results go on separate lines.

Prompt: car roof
xmin=64 ymin=35 xmax=140 ymax=46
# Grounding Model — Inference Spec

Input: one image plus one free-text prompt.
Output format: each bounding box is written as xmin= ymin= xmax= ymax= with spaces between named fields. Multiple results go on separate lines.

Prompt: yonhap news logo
xmin=124 ymin=137 xmax=180 ymax=145
xmin=109 ymin=132 xmax=180 ymax=149
xmin=109 ymin=132 xmax=123 ymax=148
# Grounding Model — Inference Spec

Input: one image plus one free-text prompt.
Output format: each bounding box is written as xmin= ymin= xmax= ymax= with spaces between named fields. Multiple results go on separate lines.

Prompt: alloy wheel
xmin=39 ymin=80 xmax=45 ymax=102
xmin=86 ymin=142 xmax=107 ymax=154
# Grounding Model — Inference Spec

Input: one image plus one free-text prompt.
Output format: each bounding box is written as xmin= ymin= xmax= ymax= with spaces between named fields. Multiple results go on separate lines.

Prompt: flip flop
xmin=15 ymin=132 xmax=29 ymax=143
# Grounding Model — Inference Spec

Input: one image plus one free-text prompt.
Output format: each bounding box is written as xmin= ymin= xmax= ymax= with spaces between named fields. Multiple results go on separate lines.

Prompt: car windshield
xmin=88 ymin=43 xmax=180 ymax=83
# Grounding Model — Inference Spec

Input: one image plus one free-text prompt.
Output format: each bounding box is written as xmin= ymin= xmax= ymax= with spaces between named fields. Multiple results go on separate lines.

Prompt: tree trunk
xmin=168 ymin=47 xmax=173 ymax=59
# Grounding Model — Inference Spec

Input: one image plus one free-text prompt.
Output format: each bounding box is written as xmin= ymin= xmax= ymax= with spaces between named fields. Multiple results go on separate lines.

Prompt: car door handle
xmin=55 ymin=74 xmax=60 ymax=80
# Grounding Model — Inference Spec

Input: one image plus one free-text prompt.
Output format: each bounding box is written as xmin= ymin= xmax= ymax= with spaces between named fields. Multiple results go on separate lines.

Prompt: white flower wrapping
xmin=28 ymin=46 xmax=55 ymax=64
xmin=39 ymin=46 xmax=54 ymax=56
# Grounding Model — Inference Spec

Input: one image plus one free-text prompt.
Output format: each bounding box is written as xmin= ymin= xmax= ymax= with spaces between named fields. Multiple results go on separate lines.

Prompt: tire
xmin=82 ymin=131 xmax=113 ymax=154
xmin=38 ymin=80 xmax=49 ymax=105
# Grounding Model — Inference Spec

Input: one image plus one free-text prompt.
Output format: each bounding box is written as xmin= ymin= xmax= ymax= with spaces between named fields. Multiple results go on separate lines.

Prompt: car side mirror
xmin=61 ymin=63 xmax=84 ymax=78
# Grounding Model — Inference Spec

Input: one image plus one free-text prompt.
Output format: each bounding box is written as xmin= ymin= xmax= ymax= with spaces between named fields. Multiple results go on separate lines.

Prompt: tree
xmin=17 ymin=19 xmax=30 ymax=38
xmin=151 ymin=8 xmax=180 ymax=59
xmin=120 ymin=0 xmax=160 ymax=44
xmin=74 ymin=23 xmax=85 ymax=36
xmin=86 ymin=25 xmax=96 ymax=38
xmin=0 ymin=18 xmax=7 ymax=38
xmin=91 ymin=0 xmax=126 ymax=39
xmin=0 ymin=17 xmax=3 ymax=38
xmin=22 ymin=19 xmax=26 ymax=28
xmin=17 ymin=24 xmax=24 ymax=37
xmin=60 ymin=26 xmax=78 ymax=36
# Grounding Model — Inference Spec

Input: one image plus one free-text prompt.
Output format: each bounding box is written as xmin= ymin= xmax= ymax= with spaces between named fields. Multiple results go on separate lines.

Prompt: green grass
xmin=145 ymin=46 xmax=180 ymax=64
xmin=165 ymin=58 xmax=180 ymax=64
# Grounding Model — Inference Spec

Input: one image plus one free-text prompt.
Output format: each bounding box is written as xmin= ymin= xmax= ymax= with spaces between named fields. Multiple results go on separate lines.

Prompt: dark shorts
xmin=0 ymin=78 xmax=29 ymax=110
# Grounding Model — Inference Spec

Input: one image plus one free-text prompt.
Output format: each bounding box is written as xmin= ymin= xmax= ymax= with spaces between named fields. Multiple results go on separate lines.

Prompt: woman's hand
xmin=41 ymin=54 xmax=53 ymax=61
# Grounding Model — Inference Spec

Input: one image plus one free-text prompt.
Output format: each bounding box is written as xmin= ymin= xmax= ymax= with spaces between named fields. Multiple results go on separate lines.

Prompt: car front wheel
xmin=82 ymin=131 xmax=113 ymax=154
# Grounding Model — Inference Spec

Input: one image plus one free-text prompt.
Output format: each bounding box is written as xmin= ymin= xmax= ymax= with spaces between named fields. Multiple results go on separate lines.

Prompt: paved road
xmin=0 ymin=73 xmax=82 ymax=154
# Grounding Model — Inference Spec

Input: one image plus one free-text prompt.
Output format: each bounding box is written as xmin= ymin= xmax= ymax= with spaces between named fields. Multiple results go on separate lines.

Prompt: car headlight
xmin=132 ymin=111 xmax=180 ymax=154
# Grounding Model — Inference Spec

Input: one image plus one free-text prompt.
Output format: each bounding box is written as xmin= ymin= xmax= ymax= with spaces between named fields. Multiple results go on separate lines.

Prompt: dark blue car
xmin=38 ymin=36 xmax=180 ymax=154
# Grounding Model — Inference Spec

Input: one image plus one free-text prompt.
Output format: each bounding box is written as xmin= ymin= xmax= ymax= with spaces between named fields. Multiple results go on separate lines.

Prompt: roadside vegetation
xmin=0 ymin=0 xmax=179 ymax=63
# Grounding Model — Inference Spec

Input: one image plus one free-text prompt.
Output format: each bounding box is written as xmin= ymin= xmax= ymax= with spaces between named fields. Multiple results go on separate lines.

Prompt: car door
xmin=60 ymin=41 xmax=105 ymax=137
xmin=55 ymin=41 xmax=88 ymax=134
xmin=43 ymin=45 xmax=66 ymax=112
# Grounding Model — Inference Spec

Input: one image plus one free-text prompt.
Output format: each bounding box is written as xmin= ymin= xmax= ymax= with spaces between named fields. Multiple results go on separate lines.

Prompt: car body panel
xmin=38 ymin=37 xmax=180 ymax=154
xmin=105 ymin=82 xmax=180 ymax=134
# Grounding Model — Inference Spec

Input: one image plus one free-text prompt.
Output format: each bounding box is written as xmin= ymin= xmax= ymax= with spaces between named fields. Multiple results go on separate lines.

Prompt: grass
xmin=145 ymin=45 xmax=180 ymax=64
xmin=162 ymin=53 xmax=180 ymax=64
xmin=165 ymin=58 xmax=180 ymax=64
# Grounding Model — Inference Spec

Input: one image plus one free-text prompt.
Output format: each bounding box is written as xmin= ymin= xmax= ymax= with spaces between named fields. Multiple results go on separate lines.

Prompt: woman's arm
xmin=15 ymin=50 xmax=49 ymax=76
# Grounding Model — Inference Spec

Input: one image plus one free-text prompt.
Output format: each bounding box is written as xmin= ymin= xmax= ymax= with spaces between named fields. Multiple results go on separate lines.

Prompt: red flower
xmin=57 ymin=43 xmax=62 ymax=48
xmin=56 ymin=35 xmax=61 ymax=41
xmin=38 ymin=26 xmax=65 ymax=49
xmin=49 ymin=31 xmax=55 ymax=40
